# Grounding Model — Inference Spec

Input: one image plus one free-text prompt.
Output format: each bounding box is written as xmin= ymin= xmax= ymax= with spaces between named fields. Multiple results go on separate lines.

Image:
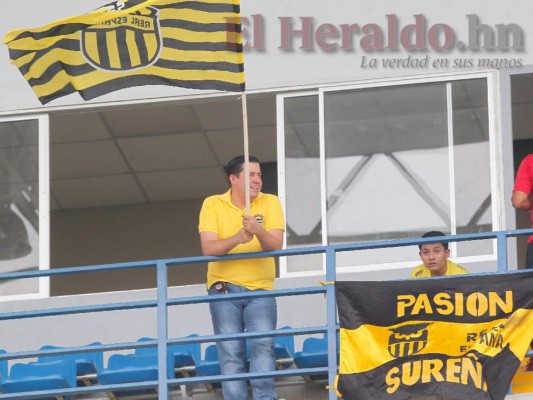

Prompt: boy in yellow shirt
xmin=410 ymin=231 xmax=467 ymax=278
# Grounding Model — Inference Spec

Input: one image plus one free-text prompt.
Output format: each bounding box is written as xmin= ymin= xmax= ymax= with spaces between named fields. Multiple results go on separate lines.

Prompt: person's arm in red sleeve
xmin=512 ymin=156 xmax=533 ymax=211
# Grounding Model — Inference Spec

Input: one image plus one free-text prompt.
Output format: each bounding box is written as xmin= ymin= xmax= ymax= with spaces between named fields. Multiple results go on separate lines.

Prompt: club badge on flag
xmin=335 ymin=271 xmax=533 ymax=400
xmin=81 ymin=5 xmax=162 ymax=71
xmin=3 ymin=0 xmax=245 ymax=104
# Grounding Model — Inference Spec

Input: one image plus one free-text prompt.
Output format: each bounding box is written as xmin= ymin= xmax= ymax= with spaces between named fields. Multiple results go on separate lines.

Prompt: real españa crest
xmin=81 ymin=4 xmax=161 ymax=72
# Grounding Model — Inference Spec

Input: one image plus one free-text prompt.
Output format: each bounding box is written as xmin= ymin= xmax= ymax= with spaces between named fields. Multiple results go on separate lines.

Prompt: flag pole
xmin=242 ymin=91 xmax=251 ymax=215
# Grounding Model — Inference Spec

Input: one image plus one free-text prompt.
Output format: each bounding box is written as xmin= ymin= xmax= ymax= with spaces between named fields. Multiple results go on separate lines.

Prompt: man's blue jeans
xmin=208 ymin=282 xmax=277 ymax=400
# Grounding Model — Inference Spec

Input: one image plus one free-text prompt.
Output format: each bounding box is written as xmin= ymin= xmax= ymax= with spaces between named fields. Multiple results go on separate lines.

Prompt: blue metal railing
xmin=0 ymin=228 xmax=532 ymax=400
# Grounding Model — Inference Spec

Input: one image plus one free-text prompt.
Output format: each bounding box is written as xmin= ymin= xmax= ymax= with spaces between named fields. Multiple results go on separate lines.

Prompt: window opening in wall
xmin=0 ymin=118 xmax=43 ymax=299
xmin=49 ymin=94 xmax=278 ymax=295
xmin=280 ymin=76 xmax=496 ymax=276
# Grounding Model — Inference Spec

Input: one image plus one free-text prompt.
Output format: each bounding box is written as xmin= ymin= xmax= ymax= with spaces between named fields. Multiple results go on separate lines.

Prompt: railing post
xmin=157 ymin=262 xmax=169 ymax=400
xmin=496 ymin=232 xmax=508 ymax=273
xmin=326 ymin=248 xmax=338 ymax=400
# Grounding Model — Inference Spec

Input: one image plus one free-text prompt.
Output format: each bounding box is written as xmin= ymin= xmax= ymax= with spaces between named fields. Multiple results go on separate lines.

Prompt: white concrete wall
xmin=0 ymin=258 xmax=498 ymax=355
xmin=0 ymin=273 xmax=331 ymax=358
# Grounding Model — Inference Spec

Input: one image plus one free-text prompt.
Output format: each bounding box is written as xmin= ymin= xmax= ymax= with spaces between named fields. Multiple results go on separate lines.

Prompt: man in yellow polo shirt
xmin=198 ymin=155 xmax=285 ymax=400
xmin=410 ymin=231 xmax=468 ymax=278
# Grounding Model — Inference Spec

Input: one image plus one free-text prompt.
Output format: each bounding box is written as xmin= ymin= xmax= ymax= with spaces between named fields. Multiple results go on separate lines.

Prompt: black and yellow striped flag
xmin=335 ymin=271 xmax=533 ymax=400
xmin=3 ymin=0 xmax=245 ymax=104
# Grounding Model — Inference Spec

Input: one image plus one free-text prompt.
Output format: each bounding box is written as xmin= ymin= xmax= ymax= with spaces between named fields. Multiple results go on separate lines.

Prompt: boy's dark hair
xmin=223 ymin=155 xmax=260 ymax=178
xmin=418 ymin=231 xmax=449 ymax=251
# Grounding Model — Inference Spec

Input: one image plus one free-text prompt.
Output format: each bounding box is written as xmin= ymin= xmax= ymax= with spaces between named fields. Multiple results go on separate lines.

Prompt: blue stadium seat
xmin=293 ymin=336 xmax=328 ymax=369
xmin=293 ymin=331 xmax=339 ymax=370
xmin=274 ymin=326 xmax=295 ymax=369
xmin=195 ymin=345 xmax=220 ymax=377
xmin=97 ymin=353 xmax=159 ymax=385
xmin=195 ymin=344 xmax=221 ymax=392
xmin=0 ymin=359 xmax=76 ymax=399
xmin=169 ymin=335 xmax=201 ymax=375
xmin=0 ymin=349 xmax=7 ymax=382
xmin=98 ymin=335 xmax=203 ymax=396
xmin=135 ymin=335 xmax=201 ymax=377
xmin=38 ymin=342 xmax=103 ymax=376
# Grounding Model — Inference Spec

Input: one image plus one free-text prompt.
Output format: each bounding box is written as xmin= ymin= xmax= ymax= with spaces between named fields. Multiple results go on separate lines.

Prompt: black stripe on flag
xmin=97 ymin=31 xmax=111 ymax=70
xmin=24 ymin=58 xmax=243 ymax=89
xmin=7 ymin=23 xmax=90 ymax=43
xmin=78 ymin=74 xmax=244 ymax=100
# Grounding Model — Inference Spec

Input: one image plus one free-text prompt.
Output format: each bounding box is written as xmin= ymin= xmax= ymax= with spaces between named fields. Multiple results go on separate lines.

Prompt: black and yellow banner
xmin=336 ymin=271 xmax=533 ymax=400
xmin=3 ymin=0 xmax=245 ymax=104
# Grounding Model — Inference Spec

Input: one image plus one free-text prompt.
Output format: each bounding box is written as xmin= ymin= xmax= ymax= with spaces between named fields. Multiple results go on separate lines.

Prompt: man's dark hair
xmin=418 ymin=231 xmax=449 ymax=250
xmin=223 ymin=155 xmax=260 ymax=178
